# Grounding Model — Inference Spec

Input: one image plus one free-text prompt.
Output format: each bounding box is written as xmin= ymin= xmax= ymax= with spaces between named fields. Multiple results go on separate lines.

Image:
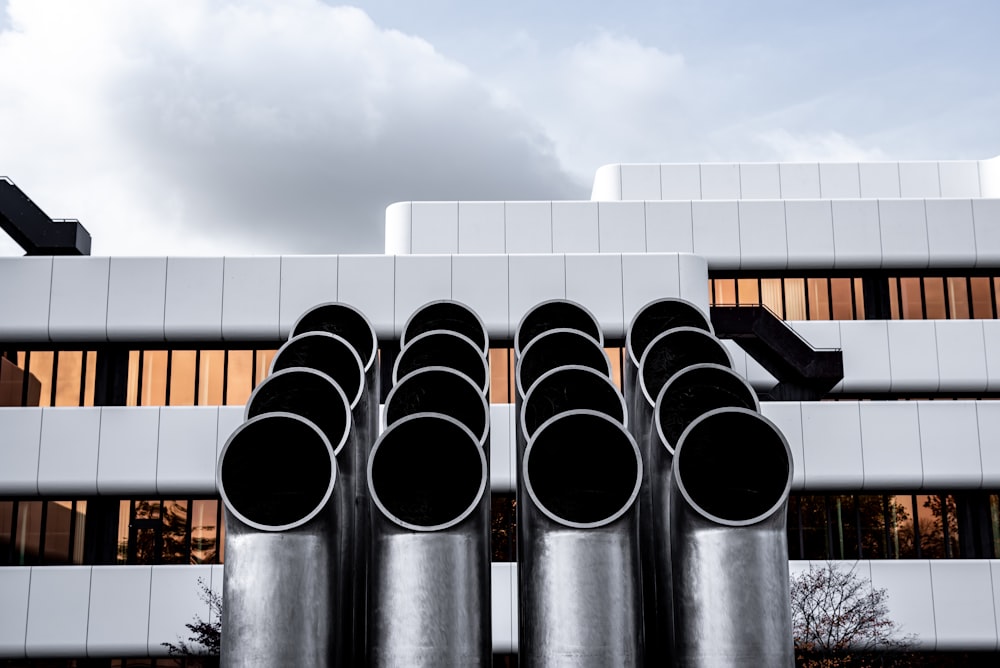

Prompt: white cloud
xmin=752 ymin=129 xmax=889 ymax=163
xmin=0 ymin=0 xmax=581 ymax=255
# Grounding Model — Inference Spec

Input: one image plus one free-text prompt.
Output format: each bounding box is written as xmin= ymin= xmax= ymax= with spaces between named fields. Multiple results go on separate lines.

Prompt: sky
xmin=0 ymin=0 xmax=998 ymax=257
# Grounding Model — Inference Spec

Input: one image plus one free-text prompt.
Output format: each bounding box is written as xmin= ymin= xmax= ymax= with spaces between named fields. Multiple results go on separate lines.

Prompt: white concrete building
xmin=1 ymin=156 xmax=1000 ymax=665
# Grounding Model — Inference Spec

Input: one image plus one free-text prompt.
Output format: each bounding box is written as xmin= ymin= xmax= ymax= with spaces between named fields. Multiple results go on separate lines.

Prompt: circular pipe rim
xmin=243 ymin=366 xmax=352 ymax=458
xmin=400 ymin=299 xmax=489 ymax=356
xmin=625 ymin=297 xmax=713 ymax=369
xmin=521 ymin=364 xmax=628 ymax=442
xmin=638 ymin=326 xmax=733 ymax=408
xmin=383 ymin=365 xmax=490 ymax=447
xmin=218 ymin=411 xmax=338 ymax=532
xmin=393 ymin=329 xmax=490 ymax=395
xmin=368 ymin=412 xmax=488 ymax=532
xmin=289 ymin=301 xmax=378 ymax=372
xmin=673 ymin=406 xmax=792 ymax=527
xmin=513 ymin=299 xmax=603 ymax=358
xmin=270 ymin=331 xmax=365 ymax=409
xmin=654 ymin=362 xmax=759 ymax=456
xmin=523 ymin=409 xmax=642 ymax=529
xmin=515 ymin=327 xmax=612 ymax=400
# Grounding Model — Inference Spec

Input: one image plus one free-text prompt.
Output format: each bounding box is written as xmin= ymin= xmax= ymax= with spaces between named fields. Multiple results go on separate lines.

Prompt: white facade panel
xmin=598 ymin=201 xmax=645 ymax=253
xmin=216 ymin=407 xmax=244 ymax=474
xmin=0 ymin=407 xmax=42 ymax=495
xmin=451 ymin=255 xmax=509 ymax=338
xmin=819 ymin=162 xmax=861 ymax=199
xmin=277 ymin=255 xmax=338 ymax=337
xmin=489 ymin=404 xmax=514 ymax=492
xmin=699 ymin=163 xmax=741 ymax=199
xmin=886 ymin=321 xmax=939 ymax=392
xmin=778 ymin=163 xmax=821 ymax=199
xmin=394 ymin=254 xmax=451 ymax=337
xmin=147 ymin=565 xmax=214 ymax=657
xmin=919 ymin=402 xmax=983 ymax=489
xmin=565 ymin=254 xmax=625 ymax=339
xmin=832 ymin=200 xmax=882 ymax=269
xmin=164 ymin=258 xmax=224 ymax=341
xmin=925 ymin=199 xmax=977 ymax=266
xmin=621 ymin=253 xmax=681 ymax=327
xmin=644 ymin=201 xmax=693 ymax=253
xmin=980 ymin=403 xmax=1000 ymax=488
xmin=877 ymin=199 xmax=929 ymax=268
xmin=620 ymin=164 xmax=661 ymax=200
xmin=859 ymin=162 xmax=901 ymax=198
xmin=800 ymin=402 xmax=864 ymax=489
xmin=106 ymin=257 xmax=167 ymax=341
xmin=859 ymin=402 xmax=923 ymax=489
xmin=972 ymin=198 xmax=1000 ymax=266
xmin=784 ymin=200 xmax=835 ymax=269
xmin=659 ymin=164 xmax=701 ymax=200
xmin=868 ymin=561 xmax=936 ymax=650
xmin=590 ymin=164 xmax=622 ymax=200
xmin=739 ymin=163 xmax=780 ymax=199
xmin=738 ymin=200 xmax=787 ymax=269
xmin=692 ymin=201 xmax=740 ymax=269
xmin=221 ymin=257 xmax=280 ymax=341
xmin=491 ymin=562 xmax=516 ymax=655
xmin=938 ymin=161 xmax=981 ymax=198
xmin=37 ymin=408 xmax=100 ymax=496
xmin=97 ymin=407 xmax=160 ymax=495
xmin=0 ymin=568 xmax=30 ymax=657
xmin=676 ymin=254 xmax=710 ymax=316
xmin=935 ymin=320 xmax=987 ymax=393
xmin=788 ymin=320 xmax=842 ymax=350
xmin=87 ymin=566 xmax=153 ymax=657
xmin=157 ymin=407 xmax=220 ymax=496
xmin=411 ymin=202 xmax=458 ymax=254
xmin=898 ymin=162 xmax=941 ymax=198
xmin=721 ymin=339 xmax=748 ymax=380
xmin=25 ymin=566 xmax=92 ymax=658
xmin=551 ymin=201 xmax=598 ymax=253
xmin=48 ymin=257 xmax=110 ymax=341
xmin=979 ymin=157 xmax=1000 ymax=198
xmin=383 ymin=201 xmax=411 ymax=255
xmin=986 ymin=321 xmax=1000 ymax=393
xmin=505 ymin=202 xmax=552 ymax=254
xmin=759 ymin=402 xmax=804 ymax=491
xmin=337 ymin=255 xmax=394 ymax=340
xmin=839 ymin=321 xmax=891 ymax=393
xmin=459 ymin=202 xmax=506 ymax=254
xmin=0 ymin=257 xmax=51 ymax=341
xmin=930 ymin=561 xmax=998 ymax=651
xmin=508 ymin=254 xmax=565 ymax=336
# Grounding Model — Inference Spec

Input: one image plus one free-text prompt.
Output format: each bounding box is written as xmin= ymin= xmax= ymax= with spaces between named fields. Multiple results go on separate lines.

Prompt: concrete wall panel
xmin=0 ymin=257 xmax=51 ymax=341
xmin=645 ymin=201 xmax=693 ymax=253
xmin=107 ymin=257 xmax=167 ymax=341
xmin=551 ymin=201 xmax=598 ymax=253
xmin=411 ymin=202 xmax=458 ymax=254
xmin=164 ymin=258 xmax=224 ymax=341
xmin=48 ymin=257 xmax=109 ymax=341
xmin=221 ymin=257 xmax=280 ymax=341
xmin=598 ymin=201 xmax=645 ymax=253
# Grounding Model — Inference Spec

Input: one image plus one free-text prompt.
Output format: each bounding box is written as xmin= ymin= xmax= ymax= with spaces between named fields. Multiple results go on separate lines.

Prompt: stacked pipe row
xmin=626 ymin=298 xmax=794 ymax=667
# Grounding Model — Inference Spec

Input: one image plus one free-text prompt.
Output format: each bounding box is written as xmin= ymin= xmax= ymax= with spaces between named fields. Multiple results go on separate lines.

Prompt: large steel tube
xmin=520 ymin=409 xmax=644 ymax=667
xmin=393 ymin=329 xmax=490 ymax=396
xmin=383 ymin=366 xmax=490 ymax=450
xmin=400 ymin=299 xmax=489 ymax=356
xmin=513 ymin=299 xmax=603 ymax=359
xmin=218 ymin=411 xmax=348 ymax=667
xmin=669 ymin=407 xmax=794 ymax=668
xmin=521 ymin=364 xmax=626 ymax=444
xmin=368 ymin=413 xmax=490 ymax=667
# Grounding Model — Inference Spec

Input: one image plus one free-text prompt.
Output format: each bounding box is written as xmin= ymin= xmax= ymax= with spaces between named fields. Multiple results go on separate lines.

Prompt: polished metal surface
xmin=513 ymin=298 xmax=603 ymax=358
xmin=218 ymin=412 xmax=349 ymax=667
xmin=520 ymin=410 xmax=644 ymax=668
xmin=393 ymin=329 xmax=490 ymax=396
xmin=367 ymin=413 xmax=490 ymax=667
xmin=668 ymin=407 xmax=794 ymax=668
xmin=400 ymin=299 xmax=490 ymax=356
xmin=521 ymin=364 xmax=626 ymax=444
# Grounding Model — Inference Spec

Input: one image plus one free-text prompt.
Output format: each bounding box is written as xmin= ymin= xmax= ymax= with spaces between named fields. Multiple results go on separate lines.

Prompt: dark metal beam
xmin=0 ymin=178 xmax=91 ymax=255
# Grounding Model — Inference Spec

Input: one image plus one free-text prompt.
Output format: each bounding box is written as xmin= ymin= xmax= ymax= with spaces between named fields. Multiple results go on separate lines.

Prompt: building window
xmin=0 ymin=499 xmax=88 ymax=566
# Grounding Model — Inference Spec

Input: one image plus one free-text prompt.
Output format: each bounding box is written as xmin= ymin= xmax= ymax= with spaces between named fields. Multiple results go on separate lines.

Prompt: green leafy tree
xmin=163 ymin=577 xmax=221 ymax=667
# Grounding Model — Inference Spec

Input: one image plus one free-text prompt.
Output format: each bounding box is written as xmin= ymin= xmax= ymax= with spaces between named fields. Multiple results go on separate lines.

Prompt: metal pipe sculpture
xmin=368 ymin=412 xmax=491 ymax=667
xmin=668 ymin=407 xmax=794 ymax=667
xmin=513 ymin=299 xmax=603 ymax=359
xmin=218 ymin=410 xmax=349 ymax=667
xmin=393 ymin=329 xmax=490 ymax=396
xmin=401 ymin=299 xmax=489 ymax=357
xmin=521 ymin=364 xmax=627 ymax=444
xmin=383 ymin=366 xmax=490 ymax=451
xmin=649 ymin=363 xmax=759 ymax=661
xmin=520 ymin=409 xmax=644 ymax=667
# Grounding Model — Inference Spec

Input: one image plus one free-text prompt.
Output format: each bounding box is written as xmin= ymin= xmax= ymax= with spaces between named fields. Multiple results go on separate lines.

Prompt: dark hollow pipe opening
xmin=271 ymin=332 xmax=364 ymax=408
xmin=640 ymin=328 xmax=730 ymax=407
xmin=370 ymin=415 xmax=485 ymax=528
xmin=393 ymin=331 xmax=488 ymax=393
xmin=246 ymin=368 xmax=350 ymax=454
xmin=675 ymin=409 xmax=790 ymax=523
xmin=220 ymin=414 xmax=334 ymax=529
xmin=384 ymin=367 xmax=488 ymax=443
xmin=526 ymin=412 xmax=640 ymax=526
xmin=401 ymin=300 xmax=488 ymax=355
xmin=522 ymin=366 xmax=626 ymax=440
xmin=290 ymin=302 xmax=378 ymax=371
xmin=656 ymin=364 xmax=757 ymax=450
xmin=516 ymin=329 xmax=610 ymax=399
xmin=514 ymin=300 xmax=602 ymax=357
xmin=626 ymin=298 xmax=712 ymax=367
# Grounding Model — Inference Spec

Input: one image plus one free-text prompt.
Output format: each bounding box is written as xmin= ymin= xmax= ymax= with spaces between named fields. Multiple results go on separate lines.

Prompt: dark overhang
xmin=0 ymin=178 xmax=91 ymax=255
